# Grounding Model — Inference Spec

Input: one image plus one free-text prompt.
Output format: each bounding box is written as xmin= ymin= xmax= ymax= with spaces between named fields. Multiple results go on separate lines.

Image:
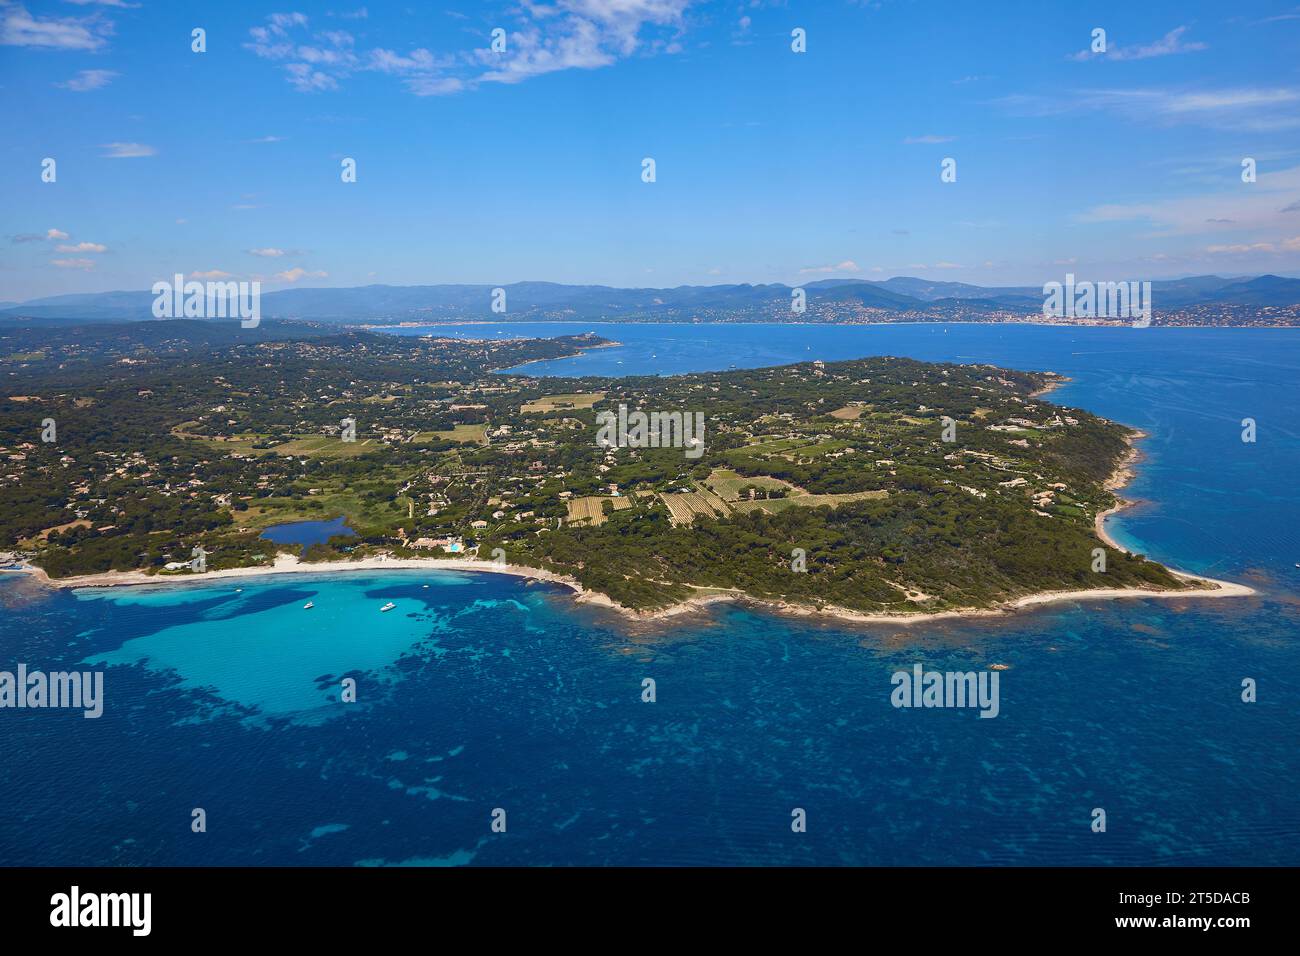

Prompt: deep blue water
xmin=260 ymin=517 xmax=356 ymax=555
xmin=1 ymin=323 xmax=1297 ymax=866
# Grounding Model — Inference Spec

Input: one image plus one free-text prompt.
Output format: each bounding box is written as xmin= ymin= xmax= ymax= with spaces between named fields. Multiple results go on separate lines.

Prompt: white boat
xmin=380 ymin=602 xmax=396 ymax=612
xmin=303 ymin=602 xmax=314 ymax=609
xmin=235 ymin=588 xmax=242 ymax=593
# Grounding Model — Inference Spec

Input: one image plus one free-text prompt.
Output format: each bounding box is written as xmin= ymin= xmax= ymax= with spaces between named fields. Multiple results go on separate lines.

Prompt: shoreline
xmin=15 ymin=552 xmax=1252 ymax=627
xmin=1029 ymin=374 xmax=1068 ymax=399
xmin=1094 ymin=431 xmax=1146 ymax=554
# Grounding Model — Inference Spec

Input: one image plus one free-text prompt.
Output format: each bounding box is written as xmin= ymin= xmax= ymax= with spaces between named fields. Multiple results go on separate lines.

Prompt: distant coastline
xmin=361 ymin=319 xmax=1300 ymax=331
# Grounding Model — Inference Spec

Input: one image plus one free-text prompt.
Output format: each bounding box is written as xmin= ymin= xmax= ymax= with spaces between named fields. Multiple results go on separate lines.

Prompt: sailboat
xmin=380 ymin=602 xmax=396 ymax=612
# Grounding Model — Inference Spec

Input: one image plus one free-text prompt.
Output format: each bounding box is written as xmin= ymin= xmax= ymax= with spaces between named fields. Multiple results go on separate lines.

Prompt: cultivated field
xmin=730 ymin=489 xmax=887 ymax=515
xmin=829 ymin=404 xmax=867 ymax=420
xmin=271 ymin=435 xmax=378 ymax=457
xmin=413 ymin=423 xmax=488 ymax=445
xmin=522 ymin=392 xmax=605 ymax=414
xmin=565 ymin=495 xmax=631 ymax=526
xmin=171 ymin=423 xmax=379 ymax=458
xmin=660 ymin=487 xmax=732 ymax=525
xmin=701 ymin=468 xmax=888 ymax=515
xmin=703 ymin=468 xmax=800 ymax=501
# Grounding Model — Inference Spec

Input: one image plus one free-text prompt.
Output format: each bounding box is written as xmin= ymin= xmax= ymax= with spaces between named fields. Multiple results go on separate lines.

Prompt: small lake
xmin=259 ymin=516 xmax=356 ymax=554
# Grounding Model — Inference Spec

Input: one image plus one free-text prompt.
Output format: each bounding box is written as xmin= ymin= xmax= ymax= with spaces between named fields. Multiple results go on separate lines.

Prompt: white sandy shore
xmin=22 ymin=554 xmax=586 ymax=595
xmin=6 ymin=427 xmax=1254 ymax=626
xmin=1085 ymin=429 xmax=1256 ymax=603
xmin=623 ymin=566 xmax=1255 ymax=627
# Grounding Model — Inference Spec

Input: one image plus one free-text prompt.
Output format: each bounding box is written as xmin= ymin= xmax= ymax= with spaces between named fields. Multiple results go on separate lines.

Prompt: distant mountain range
xmin=3 ymin=275 xmax=1298 ymax=325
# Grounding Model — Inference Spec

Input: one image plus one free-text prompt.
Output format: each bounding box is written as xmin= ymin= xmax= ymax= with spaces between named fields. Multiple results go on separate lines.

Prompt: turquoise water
xmin=1 ymin=324 xmax=1297 ymax=865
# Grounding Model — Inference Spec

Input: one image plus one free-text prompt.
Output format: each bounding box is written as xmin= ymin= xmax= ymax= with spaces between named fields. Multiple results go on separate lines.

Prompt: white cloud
xmin=0 ymin=2 xmax=115 ymax=50
xmin=369 ymin=47 xmax=442 ymax=73
xmin=405 ymin=76 xmax=465 ymax=96
xmin=56 ymin=68 xmax=117 ymax=91
xmin=1202 ymin=237 xmax=1300 ymax=256
xmin=903 ymin=134 xmax=954 ymax=144
xmin=1253 ymin=10 xmax=1300 ymax=24
xmin=799 ymin=260 xmax=860 ymax=274
xmin=188 ymin=269 xmax=234 ymax=279
xmin=996 ymin=86 xmax=1300 ymax=132
xmin=1070 ymin=26 xmax=1207 ymax=62
xmin=274 ymin=267 xmax=328 ymax=282
xmin=1076 ymin=165 xmax=1300 ymax=263
xmin=247 ymin=1 xmax=693 ymax=96
xmin=247 ymin=14 xmax=358 ymax=91
xmin=284 ymin=62 xmax=339 ymax=92
xmin=366 ymin=46 xmax=465 ymax=94
xmin=56 ymin=241 xmax=107 ymax=253
xmin=247 ymin=248 xmax=288 ymax=258
xmin=11 ymin=227 xmax=74 ymax=244
xmin=269 ymin=12 xmax=308 ymax=30
xmin=1077 ymin=164 xmax=1300 ymax=233
xmin=51 ymin=258 xmax=95 ymax=270
xmin=99 ymin=142 xmax=156 ymax=158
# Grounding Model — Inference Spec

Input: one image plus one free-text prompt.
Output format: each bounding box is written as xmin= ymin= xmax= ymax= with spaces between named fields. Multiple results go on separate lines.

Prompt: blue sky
xmin=2 ymin=0 xmax=1300 ymax=301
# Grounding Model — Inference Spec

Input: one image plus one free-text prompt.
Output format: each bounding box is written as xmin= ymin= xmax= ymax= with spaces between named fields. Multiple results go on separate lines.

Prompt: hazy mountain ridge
xmin=2 ymin=275 xmax=1298 ymax=324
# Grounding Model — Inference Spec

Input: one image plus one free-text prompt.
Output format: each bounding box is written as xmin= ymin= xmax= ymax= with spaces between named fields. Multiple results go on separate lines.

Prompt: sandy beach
xmin=22 ymin=554 xmax=587 ymax=594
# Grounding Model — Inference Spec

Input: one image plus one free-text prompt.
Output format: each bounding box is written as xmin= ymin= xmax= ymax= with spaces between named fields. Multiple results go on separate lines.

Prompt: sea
xmin=1 ymin=323 xmax=1296 ymax=866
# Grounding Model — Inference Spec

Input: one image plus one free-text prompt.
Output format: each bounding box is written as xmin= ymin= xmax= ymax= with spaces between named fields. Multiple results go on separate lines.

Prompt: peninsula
xmin=0 ymin=321 xmax=1252 ymax=622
